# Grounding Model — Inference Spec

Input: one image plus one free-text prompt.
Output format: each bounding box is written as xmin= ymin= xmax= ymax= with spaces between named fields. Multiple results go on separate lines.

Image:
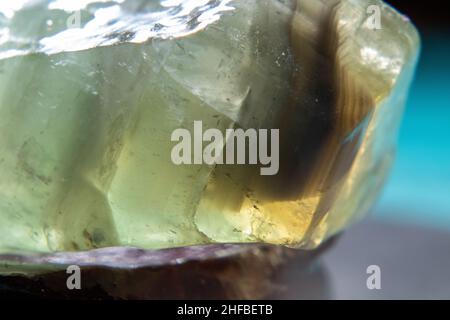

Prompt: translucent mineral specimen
xmin=0 ymin=0 xmax=419 ymax=257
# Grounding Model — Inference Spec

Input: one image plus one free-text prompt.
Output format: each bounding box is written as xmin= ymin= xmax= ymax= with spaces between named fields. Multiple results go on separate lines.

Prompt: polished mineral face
xmin=0 ymin=0 xmax=419 ymax=257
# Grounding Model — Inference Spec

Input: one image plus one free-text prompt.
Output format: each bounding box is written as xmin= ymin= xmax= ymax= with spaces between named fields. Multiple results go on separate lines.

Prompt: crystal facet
xmin=0 ymin=0 xmax=419 ymax=262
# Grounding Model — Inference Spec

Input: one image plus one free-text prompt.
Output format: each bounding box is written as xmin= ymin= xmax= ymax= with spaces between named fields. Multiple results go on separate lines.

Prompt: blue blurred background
xmin=374 ymin=2 xmax=450 ymax=230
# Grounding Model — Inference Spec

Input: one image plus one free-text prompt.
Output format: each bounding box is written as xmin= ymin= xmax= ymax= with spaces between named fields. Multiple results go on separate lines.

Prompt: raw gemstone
xmin=0 ymin=0 xmax=419 ymax=259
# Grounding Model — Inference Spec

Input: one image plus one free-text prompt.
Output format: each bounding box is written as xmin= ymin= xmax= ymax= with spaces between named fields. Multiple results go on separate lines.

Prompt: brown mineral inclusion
xmin=0 ymin=0 xmax=419 ymax=262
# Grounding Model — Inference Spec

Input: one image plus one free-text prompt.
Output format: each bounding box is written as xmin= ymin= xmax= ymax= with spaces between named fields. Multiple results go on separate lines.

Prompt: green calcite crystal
xmin=0 ymin=0 xmax=419 ymax=259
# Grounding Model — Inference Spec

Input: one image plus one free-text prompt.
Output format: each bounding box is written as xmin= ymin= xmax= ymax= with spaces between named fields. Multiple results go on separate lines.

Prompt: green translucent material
xmin=0 ymin=0 xmax=419 ymax=263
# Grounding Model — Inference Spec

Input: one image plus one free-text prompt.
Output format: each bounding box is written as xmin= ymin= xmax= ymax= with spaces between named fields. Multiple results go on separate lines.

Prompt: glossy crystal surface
xmin=0 ymin=0 xmax=419 ymax=261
